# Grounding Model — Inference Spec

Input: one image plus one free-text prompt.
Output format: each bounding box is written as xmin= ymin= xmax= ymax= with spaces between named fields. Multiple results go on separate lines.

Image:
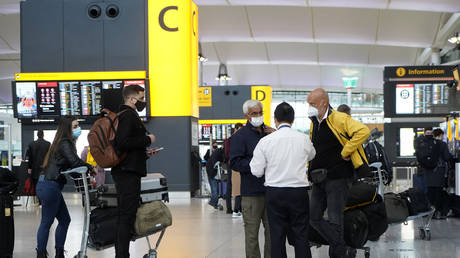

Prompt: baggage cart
xmin=62 ymin=167 xmax=168 ymax=258
xmin=308 ymin=162 xmax=386 ymax=258
xmin=389 ymin=208 xmax=435 ymax=241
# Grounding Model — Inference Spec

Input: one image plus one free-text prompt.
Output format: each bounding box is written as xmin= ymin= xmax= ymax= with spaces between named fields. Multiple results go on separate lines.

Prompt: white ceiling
xmin=0 ymin=0 xmax=460 ymax=103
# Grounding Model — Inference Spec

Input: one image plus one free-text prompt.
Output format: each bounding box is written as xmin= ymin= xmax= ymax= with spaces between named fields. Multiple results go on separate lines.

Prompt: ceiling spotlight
xmin=448 ymin=32 xmax=460 ymax=44
xmin=216 ymin=63 xmax=231 ymax=85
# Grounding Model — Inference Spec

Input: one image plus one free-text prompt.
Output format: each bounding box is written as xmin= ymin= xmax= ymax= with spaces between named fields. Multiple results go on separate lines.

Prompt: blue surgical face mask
xmin=73 ymin=127 xmax=82 ymax=139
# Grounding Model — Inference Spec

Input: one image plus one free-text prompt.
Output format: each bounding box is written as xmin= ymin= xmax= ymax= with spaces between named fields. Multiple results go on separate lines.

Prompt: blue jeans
xmin=36 ymin=178 xmax=71 ymax=252
xmin=208 ymin=177 xmax=218 ymax=206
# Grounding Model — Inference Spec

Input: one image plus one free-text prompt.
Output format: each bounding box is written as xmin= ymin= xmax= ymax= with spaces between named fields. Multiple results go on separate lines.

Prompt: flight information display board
xmin=384 ymin=65 xmax=458 ymax=117
xmin=37 ymin=82 xmax=59 ymax=117
xmin=13 ymin=79 xmax=148 ymax=121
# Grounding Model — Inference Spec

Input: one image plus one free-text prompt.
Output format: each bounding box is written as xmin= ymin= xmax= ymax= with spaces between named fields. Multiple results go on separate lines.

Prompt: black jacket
xmin=425 ymin=140 xmax=452 ymax=187
xmin=206 ymin=148 xmax=224 ymax=179
xmin=26 ymin=138 xmax=51 ymax=179
xmin=42 ymin=138 xmax=92 ymax=184
xmin=112 ymin=105 xmax=151 ymax=177
xmin=230 ymin=122 xmax=267 ymax=196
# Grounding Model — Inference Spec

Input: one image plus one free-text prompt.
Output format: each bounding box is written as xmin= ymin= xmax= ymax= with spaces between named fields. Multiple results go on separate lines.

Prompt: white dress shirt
xmin=250 ymin=123 xmax=316 ymax=188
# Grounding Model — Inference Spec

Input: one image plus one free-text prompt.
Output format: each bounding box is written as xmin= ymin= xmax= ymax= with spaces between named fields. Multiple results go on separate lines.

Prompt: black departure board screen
xmin=81 ymin=81 xmax=102 ymax=116
xmin=37 ymin=82 xmax=59 ymax=117
xmin=59 ymin=82 xmax=81 ymax=116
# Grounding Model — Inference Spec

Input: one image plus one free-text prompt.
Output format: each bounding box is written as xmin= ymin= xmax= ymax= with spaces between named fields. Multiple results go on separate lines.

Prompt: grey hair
xmin=243 ymin=100 xmax=263 ymax=114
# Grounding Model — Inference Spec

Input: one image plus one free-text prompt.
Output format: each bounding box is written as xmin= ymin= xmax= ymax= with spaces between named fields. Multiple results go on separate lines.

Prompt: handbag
xmin=310 ymin=168 xmax=328 ymax=184
xmin=24 ymin=176 xmax=35 ymax=196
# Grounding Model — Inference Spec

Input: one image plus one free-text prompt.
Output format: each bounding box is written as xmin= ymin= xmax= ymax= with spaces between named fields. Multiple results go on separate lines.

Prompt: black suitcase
xmin=0 ymin=194 xmax=14 ymax=258
xmin=88 ymin=207 xmax=118 ymax=249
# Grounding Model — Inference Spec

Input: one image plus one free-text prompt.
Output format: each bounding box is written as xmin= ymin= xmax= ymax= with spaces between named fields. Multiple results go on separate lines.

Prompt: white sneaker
xmin=232 ymin=212 xmax=242 ymax=218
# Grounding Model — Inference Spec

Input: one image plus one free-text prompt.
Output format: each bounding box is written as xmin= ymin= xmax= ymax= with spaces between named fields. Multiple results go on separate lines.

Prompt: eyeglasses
xmin=249 ymin=111 xmax=263 ymax=116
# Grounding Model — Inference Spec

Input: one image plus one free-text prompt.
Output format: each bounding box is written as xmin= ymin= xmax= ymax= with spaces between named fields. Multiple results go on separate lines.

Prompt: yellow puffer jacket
xmin=309 ymin=109 xmax=370 ymax=169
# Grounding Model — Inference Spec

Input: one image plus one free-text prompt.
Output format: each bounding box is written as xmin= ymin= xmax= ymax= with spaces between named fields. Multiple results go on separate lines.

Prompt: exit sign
xmin=342 ymin=77 xmax=359 ymax=89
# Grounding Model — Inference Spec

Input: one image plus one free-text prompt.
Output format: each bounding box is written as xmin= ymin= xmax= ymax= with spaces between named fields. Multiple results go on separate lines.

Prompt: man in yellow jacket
xmin=307 ymin=88 xmax=370 ymax=258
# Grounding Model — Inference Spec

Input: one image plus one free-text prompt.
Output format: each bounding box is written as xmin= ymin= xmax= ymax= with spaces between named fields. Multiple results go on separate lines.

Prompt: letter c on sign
xmin=256 ymin=90 xmax=266 ymax=101
xmin=159 ymin=6 xmax=178 ymax=32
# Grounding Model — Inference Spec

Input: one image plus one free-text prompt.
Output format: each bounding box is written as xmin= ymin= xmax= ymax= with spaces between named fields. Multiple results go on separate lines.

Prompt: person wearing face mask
xmin=230 ymin=99 xmax=275 ymax=258
xmin=36 ymin=117 xmax=96 ymax=258
xmin=204 ymin=141 xmax=224 ymax=209
xmin=112 ymin=84 xmax=156 ymax=258
xmin=307 ymin=88 xmax=370 ymax=258
xmin=425 ymin=129 xmax=452 ymax=219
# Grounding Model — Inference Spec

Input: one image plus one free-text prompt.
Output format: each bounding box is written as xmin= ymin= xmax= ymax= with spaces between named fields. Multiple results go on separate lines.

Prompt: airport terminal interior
xmin=1 ymin=0 xmax=460 ymax=257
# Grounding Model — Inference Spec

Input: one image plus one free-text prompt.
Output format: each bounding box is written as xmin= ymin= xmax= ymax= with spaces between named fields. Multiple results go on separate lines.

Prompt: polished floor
xmin=11 ymin=194 xmax=460 ymax=258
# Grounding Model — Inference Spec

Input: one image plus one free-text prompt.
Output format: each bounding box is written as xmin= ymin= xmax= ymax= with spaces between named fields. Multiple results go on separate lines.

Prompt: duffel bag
xmin=88 ymin=207 xmax=118 ymax=248
xmin=360 ymin=195 xmax=388 ymax=241
xmin=134 ymin=201 xmax=172 ymax=236
xmin=344 ymin=209 xmax=369 ymax=248
xmin=400 ymin=188 xmax=430 ymax=216
xmin=345 ymin=182 xmax=377 ymax=211
xmin=384 ymin=193 xmax=409 ymax=223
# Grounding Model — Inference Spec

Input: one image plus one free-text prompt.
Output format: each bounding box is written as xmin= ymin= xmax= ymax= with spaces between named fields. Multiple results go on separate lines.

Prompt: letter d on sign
xmin=256 ymin=90 xmax=266 ymax=101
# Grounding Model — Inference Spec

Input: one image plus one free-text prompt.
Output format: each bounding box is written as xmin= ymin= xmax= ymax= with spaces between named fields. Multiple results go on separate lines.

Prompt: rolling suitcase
xmin=0 ymin=194 xmax=14 ymax=258
xmin=97 ymin=173 xmax=169 ymax=208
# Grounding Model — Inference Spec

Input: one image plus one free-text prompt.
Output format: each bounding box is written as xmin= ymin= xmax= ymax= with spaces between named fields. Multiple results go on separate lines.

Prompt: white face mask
xmin=307 ymin=106 xmax=319 ymax=117
xmin=250 ymin=116 xmax=264 ymax=127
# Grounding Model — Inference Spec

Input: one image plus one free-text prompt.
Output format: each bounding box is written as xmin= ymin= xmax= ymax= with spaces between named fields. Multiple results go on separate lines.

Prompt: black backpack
xmin=415 ymin=136 xmax=440 ymax=169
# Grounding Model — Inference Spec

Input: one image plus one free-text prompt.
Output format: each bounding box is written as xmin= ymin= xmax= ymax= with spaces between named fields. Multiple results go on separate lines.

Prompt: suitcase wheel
xmin=419 ymin=228 xmax=431 ymax=240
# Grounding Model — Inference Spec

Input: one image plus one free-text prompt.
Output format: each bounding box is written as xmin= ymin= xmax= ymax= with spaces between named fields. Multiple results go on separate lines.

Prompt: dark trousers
xmin=226 ymin=169 xmax=233 ymax=212
xmin=234 ymin=196 xmax=242 ymax=213
xmin=113 ymin=172 xmax=141 ymax=258
xmin=427 ymin=187 xmax=449 ymax=216
xmin=36 ymin=178 xmax=71 ymax=252
xmin=310 ymin=178 xmax=350 ymax=258
xmin=266 ymin=187 xmax=311 ymax=258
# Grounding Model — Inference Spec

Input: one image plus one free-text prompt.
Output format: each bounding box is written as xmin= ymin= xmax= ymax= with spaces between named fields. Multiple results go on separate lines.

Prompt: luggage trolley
xmin=62 ymin=166 xmax=167 ymax=258
xmin=308 ymin=162 xmax=385 ymax=258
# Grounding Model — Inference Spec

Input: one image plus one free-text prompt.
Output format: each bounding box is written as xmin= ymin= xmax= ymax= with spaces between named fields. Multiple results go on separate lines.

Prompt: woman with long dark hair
xmin=35 ymin=117 xmax=95 ymax=258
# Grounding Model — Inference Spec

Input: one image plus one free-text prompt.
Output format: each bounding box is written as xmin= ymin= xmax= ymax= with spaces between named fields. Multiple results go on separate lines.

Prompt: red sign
xmin=124 ymin=80 xmax=145 ymax=87
xmin=37 ymin=82 xmax=57 ymax=87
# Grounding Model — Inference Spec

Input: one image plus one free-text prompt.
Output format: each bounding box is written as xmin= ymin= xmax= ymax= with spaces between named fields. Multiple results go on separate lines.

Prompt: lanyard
xmin=278 ymin=124 xmax=291 ymax=130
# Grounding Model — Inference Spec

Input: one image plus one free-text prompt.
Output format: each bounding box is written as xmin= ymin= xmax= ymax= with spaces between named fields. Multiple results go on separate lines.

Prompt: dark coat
xmin=43 ymin=138 xmax=92 ymax=184
xmin=206 ymin=148 xmax=224 ymax=179
xmin=26 ymin=138 xmax=50 ymax=179
xmin=230 ymin=122 xmax=267 ymax=196
xmin=112 ymin=105 xmax=152 ymax=177
xmin=425 ymin=140 xmax=452 ymax=187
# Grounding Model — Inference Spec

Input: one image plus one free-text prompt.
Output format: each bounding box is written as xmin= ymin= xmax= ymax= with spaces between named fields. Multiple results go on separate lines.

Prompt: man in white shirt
xmin=250 ymin=102 xmax=316 ymax=258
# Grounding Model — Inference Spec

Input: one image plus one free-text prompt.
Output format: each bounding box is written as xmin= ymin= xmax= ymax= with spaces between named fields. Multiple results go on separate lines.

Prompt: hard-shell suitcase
xmin=97 ymin=173 xmax=168 ymax=208
xmin=0 ymin=194 xmax=14 ymax=258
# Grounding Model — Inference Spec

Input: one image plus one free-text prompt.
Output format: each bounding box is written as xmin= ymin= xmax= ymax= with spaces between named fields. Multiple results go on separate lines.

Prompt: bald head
xmin=307 ymin=88 xmax=330 ymax=119
xmin=308 ymin=88 xmax=329 ymax=105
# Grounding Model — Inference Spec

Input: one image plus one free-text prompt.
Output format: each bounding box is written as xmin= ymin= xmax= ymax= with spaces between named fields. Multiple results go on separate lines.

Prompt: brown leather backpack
xmin=87 ymin=109 xmax=127 ymax=168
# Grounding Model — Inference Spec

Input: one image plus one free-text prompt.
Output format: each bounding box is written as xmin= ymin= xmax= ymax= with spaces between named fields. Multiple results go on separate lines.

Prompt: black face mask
xmin=135 ymin=100 xmax=146 ymax=112
xmin=213 ymin=145 xmax=217 ymax=149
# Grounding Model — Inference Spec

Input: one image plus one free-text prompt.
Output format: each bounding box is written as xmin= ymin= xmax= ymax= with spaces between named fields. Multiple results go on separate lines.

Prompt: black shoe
xmin=226 ymin=210 xmax=233 ymax=214
xmin=55 ymin=248 xmax=65 ymax=258
xmin=345 ymin=247 xmax=357 ymax=258
xmin=36 ymin=249 xmax=48 ymax=258
xmin=208 ymin=201 xmax=218 ymax=209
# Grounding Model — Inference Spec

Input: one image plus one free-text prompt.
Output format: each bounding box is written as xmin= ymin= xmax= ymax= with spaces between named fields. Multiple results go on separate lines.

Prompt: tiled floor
xmin=11 ymin=194 xmax=460 ymax=258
